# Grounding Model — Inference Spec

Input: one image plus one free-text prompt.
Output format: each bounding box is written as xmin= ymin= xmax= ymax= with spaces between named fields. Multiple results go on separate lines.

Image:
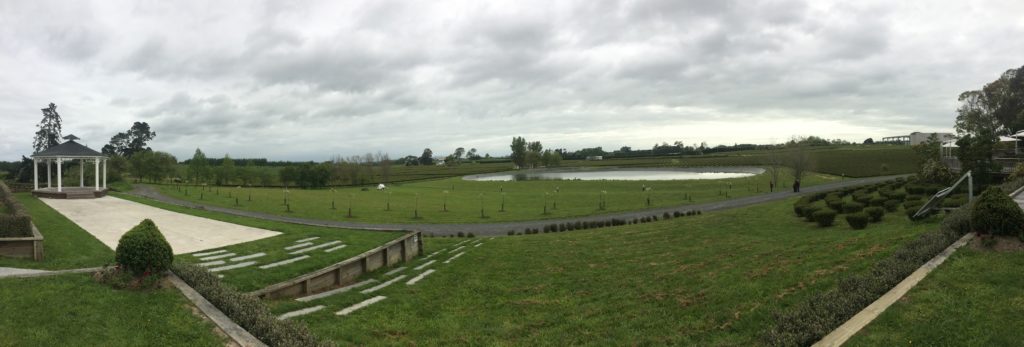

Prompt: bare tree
xmin=787 ymin=141 xmax=813 ymax=192
xmin=765 ymin=148 xmax=785 ymax=192
xmin=375 ymin=151 xmax=392 ymax=183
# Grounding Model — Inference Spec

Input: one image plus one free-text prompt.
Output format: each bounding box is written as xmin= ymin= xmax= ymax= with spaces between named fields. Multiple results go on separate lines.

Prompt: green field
xmin=267 ymin=197 xmax=939 ymax=345
xmin=113 ymin=193 xmax=402 ymax=292
xmin=152 ymin=170 xmax=841 ymax=224
xmin=848 ymin=244 xmax=1024 ymax=346
xmin=0 ymin=273 xmax=225 ymax=346
xmin=0 ymin=193 xmax=114 ymax=270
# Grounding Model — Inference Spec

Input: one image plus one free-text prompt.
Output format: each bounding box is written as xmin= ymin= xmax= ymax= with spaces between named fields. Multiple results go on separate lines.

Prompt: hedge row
xmin=0 ymin=181 xmax=32 ymax=238
xmin=172 ymin=263 xmax=333 ymax=347
xmin=508 ymin=210 xmax=703 ymax=236
xmin=763 ymin=207 xmax=972 ymax=346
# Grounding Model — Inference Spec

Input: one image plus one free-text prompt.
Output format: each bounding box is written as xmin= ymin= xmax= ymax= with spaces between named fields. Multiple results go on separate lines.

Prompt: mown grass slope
xmin=0 ymin=193 xmax=113 ymax=270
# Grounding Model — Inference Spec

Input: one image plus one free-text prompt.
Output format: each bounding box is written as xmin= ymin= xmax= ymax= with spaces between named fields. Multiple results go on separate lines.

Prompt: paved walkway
xmin=41 ymin=196 xmax=281 ymax=254
xmin=129 ymin=175 xmax=907 ymax=237
xmin=0 ymin=266 xmax=103 ymax=279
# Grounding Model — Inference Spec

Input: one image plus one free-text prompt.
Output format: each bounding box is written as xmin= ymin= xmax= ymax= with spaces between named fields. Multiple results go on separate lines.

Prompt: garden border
xmin=0 ymin=223 xmax=44 ymax=260
xmin=168 ymin=273 xmax=268 ymax=347
xmin=250 ymin=231 xmax=423 ymax=299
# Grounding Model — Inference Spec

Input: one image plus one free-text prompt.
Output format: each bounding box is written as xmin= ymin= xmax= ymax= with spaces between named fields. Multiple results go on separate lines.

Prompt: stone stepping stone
xmin=324 ymin=244 xmax=348 ymax=253
xmin=443 ymin=252 xmax=466 ymax=264
xmin=277 ymin=305 xmax=325 ymax=320
xmin=423 ymin=249 xmax=445 ymax=259
xmin=289 ymin=241 xmax=343 ymax=255
xmin=406 ymin=269 xmax=436 ymax=285
xmin=383 ymin=267 xmax=406 ymax=276
xmin=360 ymin=275 xmax=406 ymax=294
xmin=193 ymin=249 xmax=228 ymax=257
xmin=449 ymin=246 xmax=466 ymax=253
xmin=210 ymin=261 xmax=257 ymax=272
xmin=296 ymin=279 xmax=378 ymax=302
xmin=474 ymin=243 xmax=483 ymax=248
xmin=259 ymin=255 xmax=310 ymax=269
xmin=294 ymin=236 xmax=320 ymax=243
xmin=199 ymin=253 xmax=237 ymax=261
xmin=230 ymin=253 xmax=266 ymax=262
xmin=197 ymin=260 xmax=226 ymax=267
xmin=414 ymin=260 xmax=436 ymax=271
xmin=285 ymin=242 xmax=314 ymax=250
xmin=335 ymin=296 xmax=387 ymax=316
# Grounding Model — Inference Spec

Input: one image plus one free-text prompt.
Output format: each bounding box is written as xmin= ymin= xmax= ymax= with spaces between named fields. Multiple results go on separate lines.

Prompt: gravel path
xmin=128 ymin=175 xmax=907 ymax=237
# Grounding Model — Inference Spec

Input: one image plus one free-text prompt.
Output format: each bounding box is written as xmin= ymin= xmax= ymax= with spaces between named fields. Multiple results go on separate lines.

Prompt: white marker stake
xmin=449 ymin=246 xmax=465 ymax=253
xmin=414 ymin=260 xmax=436 ymax=271
xmin=294 ymin=236 xmax=320 ymax=243
xmin=289 ymin=241 xmax=343 ymax=255
xmin=278 ymin=305 xmax=325 ymax=320
xmin=474 ymin=243 xmax=483 ymax=248
xmin=259 ymin=255 xmax=311 ymax=269
xmin=285 ymin=242 xmax=313 ymax=250
xmin=193 ymin=249 xmax=227 ymax=257
xmin=197 ymin=260 xmax=226 ymax=267
xmin=383 ymin=267 xmax=406 ymax=276
xmin=406 ymin=269 xmax=436 ymax=285
xmin=336 ymin=296 xmax=387 ymax=316
xmin=210 ymin=261 xmax=257 ymax=272
xmin=360 ymin=275 xmax=407 ymax=294
xmin=324 ymin=244 xmax=348 ymax=253
xmin=443 ymin=252 xmax=466 ymax=264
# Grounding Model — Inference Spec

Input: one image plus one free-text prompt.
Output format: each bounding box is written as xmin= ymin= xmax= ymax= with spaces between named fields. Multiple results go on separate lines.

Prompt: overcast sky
xmin=1 ymin=0 xmax=1023 ymax=161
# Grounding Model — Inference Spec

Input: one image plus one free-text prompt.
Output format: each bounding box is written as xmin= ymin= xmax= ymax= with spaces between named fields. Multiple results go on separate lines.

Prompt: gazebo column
xmin=47 ymin=159 xmax=51 ymax=188
xmin=57 ymin=158 xmax=63 ymax=193
xmin=103 ymin=158 xmax=107 ymax=189
xmin=80 ymin=159 xmax=84 ymax=187
xmin=94 ymin=158 xmax=100 ymax=191
xmin=33 ymin=158 xmax=38 ymax=191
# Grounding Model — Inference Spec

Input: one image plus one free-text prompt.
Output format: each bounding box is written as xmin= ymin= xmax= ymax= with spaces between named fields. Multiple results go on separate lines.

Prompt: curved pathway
xmin=128 ymin=175 xmax=907 ymax=237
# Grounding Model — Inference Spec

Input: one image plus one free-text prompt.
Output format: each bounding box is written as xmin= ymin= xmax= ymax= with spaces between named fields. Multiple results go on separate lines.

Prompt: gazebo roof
xmin=32 ymin=140 xmax=104 ymax=158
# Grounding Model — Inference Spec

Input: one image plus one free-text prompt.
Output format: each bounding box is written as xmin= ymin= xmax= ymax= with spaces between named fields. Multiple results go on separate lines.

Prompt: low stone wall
xmin=0 ymin=224 xmax=44 ymax=261
xmin=250 ymin=231 xmax=423 ymax=300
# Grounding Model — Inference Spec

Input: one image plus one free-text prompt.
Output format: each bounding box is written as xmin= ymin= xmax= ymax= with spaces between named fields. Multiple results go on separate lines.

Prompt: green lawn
xmin=0 ymin=273 xmax=226 ymax=346
xmin=0 ymin=193 xmax=114 ymax=270
xmin=113 ymin=192 xmax=403 ymax=292
xmin=848 ymin=246 xmax=1024 ymax=346
xmin=153 ymin=170 xmax=841 ymax=224
xmin=269 ymin=197 xmax=940 ymax=346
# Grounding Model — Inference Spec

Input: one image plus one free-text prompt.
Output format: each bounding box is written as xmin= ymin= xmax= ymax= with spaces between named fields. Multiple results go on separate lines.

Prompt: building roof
xmin=32 ymin=140 xmax=104 ymax=158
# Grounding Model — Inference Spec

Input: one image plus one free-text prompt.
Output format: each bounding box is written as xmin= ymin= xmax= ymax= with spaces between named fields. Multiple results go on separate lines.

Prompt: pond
xmin=463 ymin=167 xmax=765 ymax=182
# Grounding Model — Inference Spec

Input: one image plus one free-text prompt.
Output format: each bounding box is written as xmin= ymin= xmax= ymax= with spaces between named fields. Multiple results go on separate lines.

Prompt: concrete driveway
xmin=41 ymin=196 xmax=280 ymax=254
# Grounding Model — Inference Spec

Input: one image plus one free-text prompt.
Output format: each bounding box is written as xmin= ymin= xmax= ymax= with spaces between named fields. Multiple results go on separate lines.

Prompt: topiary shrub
xmin=845 ymin=212 xmax=869 ymax=230
xmin=826 ymin=199 xmax=844 ymax=211
xmin=864 ymin=206 xmax=885 ymax=222
xmin=842 ymin=201 xmax=864 ymax=214
xmin=970 ymin=187 xmax=1024 ymax=236
xmin=891 ymin=191 xmax=907 ymax=201
xmin=812 ymin=209 xmax=837 ymax=227
xmin=883 ymin=199 xmax=900 ymax=212
xmin=869 ymin=197 xmax=887 ymax=207
xmin=905 ymin=202 xmax=927 ymax=220
xmin=115 ymin=219 xmax=173 ymax=277
xmin=803 ymin=205 xmax=821 ymax=222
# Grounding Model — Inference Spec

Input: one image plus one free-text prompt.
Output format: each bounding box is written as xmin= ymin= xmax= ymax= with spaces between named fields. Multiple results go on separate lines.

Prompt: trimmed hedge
xmin=173 ymin=263 xmax=333 ymax=347
xmin=864 ymin=206 xmax=885 ymax=223
xmin=764 ymin=208 xmax=971 ymax=346
xmin=812 ymin=209 xmax=837 ymax=227
xmin=970 ymin=187 xmax=1024 ymax=236
xmin=115 ymin=219 xmax=174 ymax=276
xmin=845 ymin=212 xmax=869 ymax=229
xmin=883 ymin=199 xmax=900 ymax=212
xmin=841 ymin=201 xmax=864 ymax=214
xmin=0 ymin=181 xmax=32 ymax=238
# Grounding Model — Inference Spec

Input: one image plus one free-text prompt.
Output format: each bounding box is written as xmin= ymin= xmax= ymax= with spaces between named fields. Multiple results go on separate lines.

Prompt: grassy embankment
xmin=269 ymin=197 xmax=941 ymax=346
xmin=0 ymin=193 xmax=113 ymax=270
xmin=849 ymin=245 xmax=1024 ymax=346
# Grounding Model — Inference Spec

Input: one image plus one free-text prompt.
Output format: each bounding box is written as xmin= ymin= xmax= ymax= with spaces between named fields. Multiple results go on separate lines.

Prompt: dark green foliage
xmin=812 ymin=209 xmax=837 ymax=227
xmin=970 ymin=187 xmax=1024 ymax=236
xmin=853 ymin=194 xmax=872 ymax=205
xmin=864 ymin=206 xmax=885 ymax=222
xmin=803 ymin=205 xmax=821 ymax=222
xmin=0 ymin=182 xmax=31 ymax=237
xmin=904 ymin=202 xmax=930 ymax=221
xmin=883 ymin=199 xmax=900 ymax=212
xmin=114 ymin=219 xmax=173 ymax=276
xmin=869 ymin=197 xmax=887 ymax=207
xmin=764 ymin=209 xmax=970 ymax=346
xmin=826 ymin=199 xmax=844 ymax=211
xmin=172 ymin=263 xmax=333 ymax=347
xmin=891 ymin=191 xmax=907 ymax=201
xmin=845 ymin=212 xmax=869 ymax=230
xmin=842 ymin=201 xmax=864 ymax=213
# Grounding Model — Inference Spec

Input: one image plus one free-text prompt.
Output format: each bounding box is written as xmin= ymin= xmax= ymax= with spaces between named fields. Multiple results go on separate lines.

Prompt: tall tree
xmin=33 ymin=103 xmax=63 ymax=152
xmin=419 ymin=148 xmax=433 ymax=165
xmin=510 ymin=137 xmax=527 ymax=168
xmin=787 ymin=141 xmax=813 ymax=192
xmin=103 ymin=122 xmax=157 ymax=157
xmin=216 ymin=154 xmax=236 ymax=185
xmin=187 ymin=148 xmax=210 ymax=184
xmin=988 ymin=65 xmax=1024 ymax=133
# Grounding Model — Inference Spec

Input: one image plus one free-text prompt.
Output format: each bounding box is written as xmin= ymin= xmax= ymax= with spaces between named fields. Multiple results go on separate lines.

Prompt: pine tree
xmin=33 ymin=103 xmax=63 ymax=152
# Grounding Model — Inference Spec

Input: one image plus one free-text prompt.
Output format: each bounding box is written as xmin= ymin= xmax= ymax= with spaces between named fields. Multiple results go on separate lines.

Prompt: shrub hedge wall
xmin=0 ymin=181 xmax=32 ymax=238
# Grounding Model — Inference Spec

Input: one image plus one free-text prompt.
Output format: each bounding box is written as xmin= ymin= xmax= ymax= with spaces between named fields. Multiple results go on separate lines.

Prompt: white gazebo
xmin=30 ymin=135 xmax=109 ymax=199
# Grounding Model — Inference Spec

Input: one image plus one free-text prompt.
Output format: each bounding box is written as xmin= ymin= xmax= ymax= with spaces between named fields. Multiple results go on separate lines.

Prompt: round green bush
xmin=869 ymin=197 xmax=887 ymax=207
xmin=845 ymin=212 xmax=869 ymax=230
xmin=970 ymin=187 xmax=1024 ymax=236
xmin=115 ymin=219 xmax=174 ymax=276
xmin=842 ymin=201 xmax=865 ymax=213
xmin=905 ymin=202 xmax=927 ymax=220
xmin=794 ymin=202 xmax=808 ymax=217
xmin=883 ymin=199 xmax=900 ymax=212
xmin=864 ymin=206 xmax=885 ymax=222
xmin=803 ymin=205 xmax=822 ymax=222
xmin=853 ymin=194 xmax=872 ymax=205
xmin=826 ymin=199 xmax=844 ymax=211
xmin=812 ymin=208 xmax=837 ymax=227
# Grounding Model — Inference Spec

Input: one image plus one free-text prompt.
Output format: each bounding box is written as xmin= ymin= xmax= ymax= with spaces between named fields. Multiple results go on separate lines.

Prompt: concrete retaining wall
xmin=250 ymin=231 xmax=423 ymax=300
xmin=0 ymin=224 xmax=44 ymax=261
